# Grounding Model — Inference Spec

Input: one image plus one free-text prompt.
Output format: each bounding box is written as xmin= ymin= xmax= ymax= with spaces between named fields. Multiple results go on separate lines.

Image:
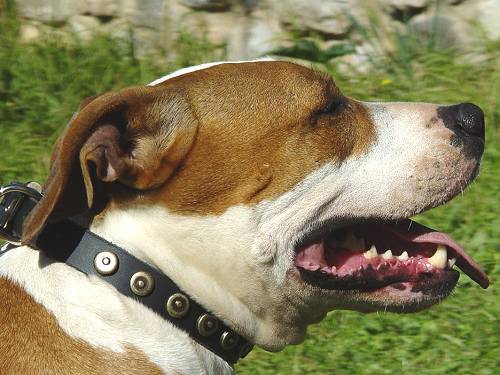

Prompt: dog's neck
xmin=0 ymin=215 xmax=236 ymax=374
xmin=89 ymin=204 xmax=329 ymax=350
xmin=90 ymin=205 xmax=262 ymax=340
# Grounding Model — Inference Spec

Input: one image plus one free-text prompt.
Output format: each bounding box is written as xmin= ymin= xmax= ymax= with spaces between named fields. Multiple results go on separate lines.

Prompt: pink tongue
xmin=391 ymin=221 xmax=489 ymax=289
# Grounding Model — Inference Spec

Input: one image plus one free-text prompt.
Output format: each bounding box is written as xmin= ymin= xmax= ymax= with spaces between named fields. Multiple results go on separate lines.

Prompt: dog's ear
xmin=21 ymin=87 xmax=198 ymax=244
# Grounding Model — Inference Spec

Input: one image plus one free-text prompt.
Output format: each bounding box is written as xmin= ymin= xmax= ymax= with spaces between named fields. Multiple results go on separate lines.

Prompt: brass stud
xmin=220 ymin=331 xmax=239 ymax=350
xmin=197 ymin=314 xmax=219 ymax=337
xmin=130 ymin=271 xmax=155 ymax=296
xmin=166 ymin=293 xmax=190 ymax=318
xmin=94 ymin=251 xmax=119 ymax=275
xmin=239 ymin=343 xmax=254 ymax=358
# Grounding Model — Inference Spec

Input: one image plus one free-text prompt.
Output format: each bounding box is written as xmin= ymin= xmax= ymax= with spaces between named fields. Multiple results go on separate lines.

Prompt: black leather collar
xmin=0 ymin=182 xmax=253 ymax=365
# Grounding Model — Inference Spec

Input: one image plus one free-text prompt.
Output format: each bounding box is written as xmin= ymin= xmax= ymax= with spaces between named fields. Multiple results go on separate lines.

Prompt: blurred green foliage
xmin=271 ymin=38 xmax=355 ymax=64
xmin=0 ymin=3 xmax=498 ymax=375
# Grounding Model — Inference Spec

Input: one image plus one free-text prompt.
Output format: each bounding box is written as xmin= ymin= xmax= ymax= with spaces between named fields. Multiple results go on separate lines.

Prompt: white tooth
xmin=398 ymin=251 xmax=409 ymax=261
xmin=448 ymin=258 xmax=456 ymax=268
xmin=363 ymin=245 xmax=378 ymax=259
xmin=382 ymin=250 xmax=393 ymax=260
xmin=428 ymin=245 xmax=447 ymax=269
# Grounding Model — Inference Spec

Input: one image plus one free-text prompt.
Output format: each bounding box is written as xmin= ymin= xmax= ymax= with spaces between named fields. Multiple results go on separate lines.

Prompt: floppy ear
xmin=21 ymin=86 xmax=198 ymax=244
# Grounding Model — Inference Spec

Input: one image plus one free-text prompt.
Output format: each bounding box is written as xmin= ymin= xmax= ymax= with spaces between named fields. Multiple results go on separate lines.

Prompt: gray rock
xmin=132 ymin=27 xmax=162 ymax=58
xmin=19 ymin=22 xmax=42 ymax=42
xmin=384 ymin=0 xmax=428 ymax=9
xmin=272 ymin=0 xmax=353 ymax=38
xmin=245 ymin=15 xmax=282 ymax=57
xmin=384 ymin=0 xmax=428 ymax=22
xmin=67 ymin=15 xmax=101 ymax=41
xmin=13 ymin=0 xmax=500 ymax=63
xmin=122 ymin=0 xmax=167 ymax=29
xmin=101 ymin=17 xmax=132 ymax=42
xmin=19 ymin=20 xmax=73 ymax=43
xmin=409 ymin=14 xmax=468 ymax=48
xmin=182 ymin=0 xmax=232 ymax=12
xmin=431 ymin=0 xmax=500 ymax=43
xmin=84 ymin=0 xmax=120 ymax=17
xmin=227 ymin=11 xmax=283 ymax=59
xmin=16 ymin=0 xmax=84 ymax=22
xmin=477 ymin=0 xmax=500 ymax=39
xmin=196 ymin=11 xmax=240 ymax=45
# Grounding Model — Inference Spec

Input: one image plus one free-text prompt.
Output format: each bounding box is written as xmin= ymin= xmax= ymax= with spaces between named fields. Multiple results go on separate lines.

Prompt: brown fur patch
xmin=113 ymin=61 xmax=375 ymax=215
xmin=0 ymin=277 xmax=167 ymax=375
xmin=23 ymin=61 xmax=376 ymax=241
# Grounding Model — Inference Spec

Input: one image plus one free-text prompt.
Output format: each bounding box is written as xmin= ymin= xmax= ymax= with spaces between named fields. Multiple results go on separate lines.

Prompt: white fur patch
xmin=147 ymin=58 xmax=274 ymax=86
xmin=0 ymin=247 xmax=232 ymax=375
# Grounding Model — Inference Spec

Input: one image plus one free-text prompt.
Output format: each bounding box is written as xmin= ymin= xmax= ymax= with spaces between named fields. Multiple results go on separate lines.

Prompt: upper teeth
xmin=362 ymin=245 xmax=403 ymax=261
xmin=360 ymin=244 xmax=452 ymax=269
xmin=398 ymin=251 xmax=409 ymax=261
xmin=382 ymin=250 xmax=393 ymax=260
xmin=427 ymin=245 xmax=448 ymax=269
xmin=363 ymin=245 xmax=378 ymax=259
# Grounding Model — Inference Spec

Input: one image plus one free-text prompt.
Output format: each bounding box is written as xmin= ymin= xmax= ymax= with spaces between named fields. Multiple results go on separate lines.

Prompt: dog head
xmin=22 ymin=60 xmax=488 ymax=350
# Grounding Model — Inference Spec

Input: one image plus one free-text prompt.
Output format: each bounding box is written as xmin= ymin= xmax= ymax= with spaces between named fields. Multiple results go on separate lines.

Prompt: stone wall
xmin=13 ymin=0 xmax=500 ymax=65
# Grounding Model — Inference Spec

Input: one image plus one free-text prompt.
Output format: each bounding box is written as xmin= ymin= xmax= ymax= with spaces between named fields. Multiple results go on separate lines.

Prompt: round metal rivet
xmin=166 ymin=293 xmax=190 ymax=318
xmin=239 ymin=343 xmax=254 ymax=358
xmin=220 ymin=331 xmax=239 ymax=350
xmin=130 ymin=271 xmax=155 ymax=297
xmin=27 ymin=181 xmax=43 ymax=193
xmin=94 ymin=251 xmax=119 ymax=275
xmin=197 ymin=314 xmax=219 ymax=337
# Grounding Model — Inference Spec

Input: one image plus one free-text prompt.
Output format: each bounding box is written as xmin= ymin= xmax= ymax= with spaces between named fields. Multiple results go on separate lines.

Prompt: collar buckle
xmin=0 ymin=182 xmax=42 ymax=245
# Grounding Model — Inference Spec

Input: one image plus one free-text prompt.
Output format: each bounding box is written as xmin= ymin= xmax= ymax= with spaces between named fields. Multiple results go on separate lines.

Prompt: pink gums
xmin=294 ymin=220 xmax=489 ymax=289
xmin=296 ymin=242 xmax=437 ymax=278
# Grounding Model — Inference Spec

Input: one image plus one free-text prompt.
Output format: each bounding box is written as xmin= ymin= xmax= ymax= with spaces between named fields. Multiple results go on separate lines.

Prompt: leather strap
xmin=0 ymin=183 xmax=253 ymax=365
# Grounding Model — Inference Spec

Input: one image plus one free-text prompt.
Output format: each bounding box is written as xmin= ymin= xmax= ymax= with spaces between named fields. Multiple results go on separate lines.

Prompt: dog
xmin=0 ymin=59 xmax=489 ymax=374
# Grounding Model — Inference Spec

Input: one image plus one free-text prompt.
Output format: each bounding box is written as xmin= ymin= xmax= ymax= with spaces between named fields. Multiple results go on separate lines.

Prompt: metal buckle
xmin=0 ymin=182 xmax=42 ymax=245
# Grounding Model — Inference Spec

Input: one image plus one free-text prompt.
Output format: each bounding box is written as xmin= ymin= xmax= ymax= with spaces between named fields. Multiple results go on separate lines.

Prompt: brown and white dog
xmin=0 ymin=59 xmax=489 ymax=374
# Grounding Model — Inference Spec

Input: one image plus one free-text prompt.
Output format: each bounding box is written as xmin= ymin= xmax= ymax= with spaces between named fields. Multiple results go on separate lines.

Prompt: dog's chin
xmin=291 ymin=216 xmax=488 ymax=313
xmin=299 ymin=267 xmax=460 ymax=313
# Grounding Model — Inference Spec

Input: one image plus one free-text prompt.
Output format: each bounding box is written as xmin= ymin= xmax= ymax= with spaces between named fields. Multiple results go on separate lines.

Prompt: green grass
xmin=0 ymin=7 xmax=498 ymax=375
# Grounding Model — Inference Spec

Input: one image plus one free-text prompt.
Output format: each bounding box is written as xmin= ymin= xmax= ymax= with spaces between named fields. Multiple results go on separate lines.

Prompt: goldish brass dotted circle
xmin=239 ymin=343 xmax=254 ymax=358
xmin=166 ymin=293 xmax=190 ymax=318
xmin=130 ymin=271 xmax=155 ymax=297
xmin=220 ymin=331 xmax=239 ymax=350
xmin=94 ymin=251 xmax=119 ymax=276
xmin=197 ymin=314 xmax=219 ymax=337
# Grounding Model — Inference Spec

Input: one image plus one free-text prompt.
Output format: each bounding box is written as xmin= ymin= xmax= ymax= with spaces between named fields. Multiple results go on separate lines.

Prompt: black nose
xmin=437 ymin=103 xmax=485 ymax=139
xmin=456 ymin=103 xmax=485 ymax=137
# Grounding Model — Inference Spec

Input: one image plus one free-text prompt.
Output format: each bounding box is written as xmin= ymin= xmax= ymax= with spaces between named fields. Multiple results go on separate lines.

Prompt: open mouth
xmin=295 ymin=219 xmax=489 ymax=295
